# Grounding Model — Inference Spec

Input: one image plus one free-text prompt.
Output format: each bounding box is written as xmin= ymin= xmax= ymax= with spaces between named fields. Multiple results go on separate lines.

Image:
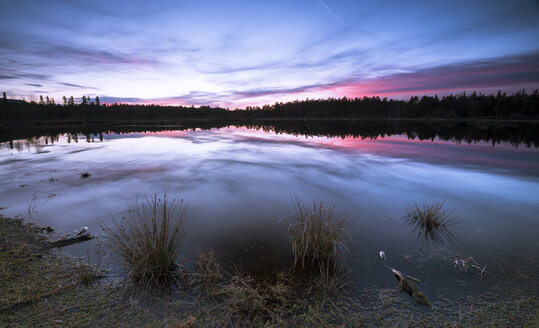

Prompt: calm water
xmin=1 ymin=124 xmax=538 ymax=302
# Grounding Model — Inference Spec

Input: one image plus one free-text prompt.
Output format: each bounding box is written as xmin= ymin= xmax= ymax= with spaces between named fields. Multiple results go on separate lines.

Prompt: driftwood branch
xmin=48 ymin=233 xmax=94 ymax=248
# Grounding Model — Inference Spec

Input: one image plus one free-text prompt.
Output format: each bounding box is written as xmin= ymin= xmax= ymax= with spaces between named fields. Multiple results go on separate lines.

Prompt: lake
xmin=1 ymin=121 xmax=538 ymax=303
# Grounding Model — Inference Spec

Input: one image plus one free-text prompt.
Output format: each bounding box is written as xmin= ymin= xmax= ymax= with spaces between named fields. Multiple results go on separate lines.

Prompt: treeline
xmin=241 ymin=90 xmax=539 ymax=119
xmin=1 ymin=120 xmax=538 ymax=148
xmin=1 ymin=90 xmax=539 ymax=124
xmin=0 ymin=94 xmax=230 ymax=124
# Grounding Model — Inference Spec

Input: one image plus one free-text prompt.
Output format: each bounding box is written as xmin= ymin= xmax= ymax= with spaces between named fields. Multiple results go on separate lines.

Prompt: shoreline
xmin=2 ymin=117 xmax=539 ymax=128
xmin=1 ymin=216 xmax=537 ymax=327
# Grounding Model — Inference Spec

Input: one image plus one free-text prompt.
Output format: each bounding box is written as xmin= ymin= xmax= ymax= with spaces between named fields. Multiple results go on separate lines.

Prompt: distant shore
xmin=2 ymin=117 xmax=539 ymax=128
xmin=2 ymin=117 xmax=538 ymax=148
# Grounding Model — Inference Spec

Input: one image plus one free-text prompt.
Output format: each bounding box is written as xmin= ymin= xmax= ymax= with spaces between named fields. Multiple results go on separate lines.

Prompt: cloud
xmin=97 ymin=96 xmax=148 ymax=104
xmin=1 ymin=30 xmax=160 ymax=71
xmin=60 ymin=82 xmax=97 ymax=89
xmin=94 ymin=51 xmax=539 ymax=107
xmin=346 ymin=51 xmax=539 ymax=95
xmin=230 ymin=51 xmax=539 ymax=101
xmin=0 ymin=72 xmax=49 ymax=81
xmin=36 ymin=45 xmax=160 ymax=67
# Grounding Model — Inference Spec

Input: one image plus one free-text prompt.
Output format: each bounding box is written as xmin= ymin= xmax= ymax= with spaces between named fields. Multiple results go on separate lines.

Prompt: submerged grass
xmin=404 ymin=200 xmax=459 ymax=246
xmin=105 ymin=193 xmax=188 ymax=288
xmin=287 ymin=200 xmax=348 ymax=270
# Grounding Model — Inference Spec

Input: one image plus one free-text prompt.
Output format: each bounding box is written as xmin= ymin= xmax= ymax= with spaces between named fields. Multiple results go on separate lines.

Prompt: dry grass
xmin=287 ymin=200 xmax=348 ymax=270
xmin=315 ymin=259 xmax=351 ymax=297
xmin=166 ymin=316 xmax=196 ymax=328
xmin=74 ymin=248 xmax=105 ymax=285
xmin=404 ymin=200 xmax=458 ymax=246
xmin=220 ymin=272 xmax=273 ymax=326
xmin=194 ymin=249 xmax=223 ymax=297
xmin=105 ymin=193 xmax=188 ymax=287
xmin=74 ymin=261 xmax=102 ymax=285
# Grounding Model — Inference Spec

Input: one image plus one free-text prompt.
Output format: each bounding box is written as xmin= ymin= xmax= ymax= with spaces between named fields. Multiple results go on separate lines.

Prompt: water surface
xmin=1 ymin=123 xmax=538 ymax=302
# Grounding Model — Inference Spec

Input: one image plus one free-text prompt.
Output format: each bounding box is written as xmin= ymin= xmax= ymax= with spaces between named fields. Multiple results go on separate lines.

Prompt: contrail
xmin=317 ymin=0 xmax=345 ymax=27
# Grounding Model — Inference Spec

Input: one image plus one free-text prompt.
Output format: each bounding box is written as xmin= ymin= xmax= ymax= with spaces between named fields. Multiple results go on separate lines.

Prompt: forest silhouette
xmin=1 ymin=90 xmax=538 ymax=124
xmin=2 ymin=119 xmax=538 ymax=149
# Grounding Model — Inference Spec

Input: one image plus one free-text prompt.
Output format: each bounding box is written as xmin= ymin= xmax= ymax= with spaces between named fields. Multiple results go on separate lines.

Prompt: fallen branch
xmin=49 ymin=233 xmax=94 ymax=248
xmin=391 ymin=268 xmax=430 ymax=306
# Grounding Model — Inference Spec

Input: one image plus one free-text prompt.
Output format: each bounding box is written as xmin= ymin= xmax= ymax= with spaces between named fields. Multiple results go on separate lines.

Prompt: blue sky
xmin=1 ymin=0 xmax=538 ymax=107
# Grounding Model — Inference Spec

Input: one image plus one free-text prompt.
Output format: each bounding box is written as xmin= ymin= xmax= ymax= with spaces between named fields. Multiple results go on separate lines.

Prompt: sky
xmin=1 ymin=0 xmax=539 ymax=108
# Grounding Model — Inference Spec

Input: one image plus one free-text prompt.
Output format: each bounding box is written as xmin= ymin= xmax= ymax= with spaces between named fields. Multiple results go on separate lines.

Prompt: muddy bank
xmin=0 ymin=217 xmax=537 ymax=327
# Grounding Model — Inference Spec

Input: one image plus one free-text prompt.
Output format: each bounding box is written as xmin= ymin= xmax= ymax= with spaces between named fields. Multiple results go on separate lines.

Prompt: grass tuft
xmin=75 ymin=261 xmax=102 ymax=285
xmin=194 ymin=249 xmax=223 ymax=297
xmin=105 ymin=193 xmax=188 ymax=288
xmin=404 ymin=200 xmax=458 ymax=246
xmin=315 ymin=259 xmax=351 ymax=297
xmin=287 ymin=199 xmax=348 ymax=270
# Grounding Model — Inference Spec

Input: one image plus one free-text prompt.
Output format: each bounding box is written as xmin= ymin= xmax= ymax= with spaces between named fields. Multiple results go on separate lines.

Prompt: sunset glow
xmin=1 ymin=0 xmax=538 ymax=107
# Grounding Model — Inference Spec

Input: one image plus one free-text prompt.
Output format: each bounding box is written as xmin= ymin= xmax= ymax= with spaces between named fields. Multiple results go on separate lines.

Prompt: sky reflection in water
xmin=1 ymin=126 xmax=538 ymax=300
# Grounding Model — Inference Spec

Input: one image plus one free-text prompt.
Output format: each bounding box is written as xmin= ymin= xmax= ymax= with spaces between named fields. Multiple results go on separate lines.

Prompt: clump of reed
xmin=285 ymin=199 xmax=351 ymax=299
xmin=194 ymin=249 xmax=223 ymax=297
xmin=106 ymin=193 xmax=188 ymax=287
xmin=404 ymin=200 xmax=458 ymax=246
xmin=287 ymin=200 xmax=348 ymax=270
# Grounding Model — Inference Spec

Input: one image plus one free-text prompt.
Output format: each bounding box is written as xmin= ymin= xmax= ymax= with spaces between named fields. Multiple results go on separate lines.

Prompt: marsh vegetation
xmin=287 ymin=201 xmax=348 ymax=270
xmin=105 ymin=194 xmax=188 ymax=287
xmin=404 ymin=200 xmax=459 ymax=246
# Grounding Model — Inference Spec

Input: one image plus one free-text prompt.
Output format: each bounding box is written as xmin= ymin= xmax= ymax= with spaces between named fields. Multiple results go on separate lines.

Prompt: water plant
xmin=287 ymin=200 xmax=348 ymax=270
xmin=404 ymin=200 xmax=458 ymax=246
xmin=105 ymin=193 xmax=188 ymax=287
